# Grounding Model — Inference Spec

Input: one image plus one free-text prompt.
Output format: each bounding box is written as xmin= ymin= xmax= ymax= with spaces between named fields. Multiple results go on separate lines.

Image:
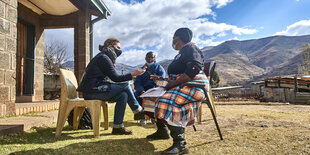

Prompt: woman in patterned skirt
xmin=148 ymin=28 xmax=209 ymax=155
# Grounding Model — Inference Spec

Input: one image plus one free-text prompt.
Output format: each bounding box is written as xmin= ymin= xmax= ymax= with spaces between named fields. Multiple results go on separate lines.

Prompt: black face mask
xmin=114 ymin=48 xmax=122 ymax=57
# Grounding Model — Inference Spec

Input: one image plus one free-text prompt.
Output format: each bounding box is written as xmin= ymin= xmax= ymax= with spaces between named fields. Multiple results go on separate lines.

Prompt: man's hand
xmin=131 ymin=69 xmax=146 ymax=77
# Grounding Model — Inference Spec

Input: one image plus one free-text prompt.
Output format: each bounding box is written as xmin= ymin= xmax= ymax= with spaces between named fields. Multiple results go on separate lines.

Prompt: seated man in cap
xmin=134 ymin=51 xmax=166 ymax=125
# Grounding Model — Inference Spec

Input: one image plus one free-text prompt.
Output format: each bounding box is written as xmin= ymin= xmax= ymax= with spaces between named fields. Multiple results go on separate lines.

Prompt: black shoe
xmin=112 ymin=127 xmax=133 ymax=135
xmin=162 ymin=143 xmax=189 ymax=155
xmin=134 ymin=111 xmax=145 ymax=120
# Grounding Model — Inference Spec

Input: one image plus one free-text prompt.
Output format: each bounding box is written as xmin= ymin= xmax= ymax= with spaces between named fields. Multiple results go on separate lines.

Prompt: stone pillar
xmin=0 ymin=0 xmax=17 ymax=116
xmin=74 ymin=4 xmax=90 ymax=83
xmin=33 ymin=27 xmax=44 ymax=101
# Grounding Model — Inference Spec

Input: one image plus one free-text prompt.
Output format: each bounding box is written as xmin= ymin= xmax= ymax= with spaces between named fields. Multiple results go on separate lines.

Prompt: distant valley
xmin=201 ymin=35 xmax=310 ymax=86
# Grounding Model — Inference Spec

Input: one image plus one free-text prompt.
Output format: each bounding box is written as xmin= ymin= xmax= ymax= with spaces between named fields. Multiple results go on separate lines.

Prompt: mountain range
xmin=201 ymin=35 xmax=310 ymax=85
xmin=63 ymin=34 xmax=310 ymax=87
xmin=62 ymin=61 xmax=137 ymax=75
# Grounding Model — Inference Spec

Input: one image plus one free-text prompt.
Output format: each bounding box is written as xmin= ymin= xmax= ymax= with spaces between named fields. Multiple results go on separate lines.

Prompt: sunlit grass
xmin=1 ymin=103 xmax=310 ymax=154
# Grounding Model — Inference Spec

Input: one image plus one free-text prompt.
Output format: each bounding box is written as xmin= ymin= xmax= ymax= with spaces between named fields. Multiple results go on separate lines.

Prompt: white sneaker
xmin=140 ymin=119 xmax=147 ymax=126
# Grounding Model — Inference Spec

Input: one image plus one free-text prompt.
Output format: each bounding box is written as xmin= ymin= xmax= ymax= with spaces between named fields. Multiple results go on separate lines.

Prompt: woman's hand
xmin=164 ymin=74 xmax=191 ymax=90
xmin=131 ymin=69 xmax=146 ymax=77
xmin=164 ymin=81 xmax=174 ymax=90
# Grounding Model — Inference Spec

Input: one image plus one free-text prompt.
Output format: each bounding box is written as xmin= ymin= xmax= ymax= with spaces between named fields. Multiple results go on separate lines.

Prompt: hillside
xmin=62 ymin=61 xmax=74 ymax=68
xmin=115 ymin=63 xmax=137 ymax=74
xmin=62 ymin=60 xmax=138 ymax=75
xmin=201 ymin=35 xmax=310 ymax=85
xmin=249 ymin=49 xmax=308 ymax=82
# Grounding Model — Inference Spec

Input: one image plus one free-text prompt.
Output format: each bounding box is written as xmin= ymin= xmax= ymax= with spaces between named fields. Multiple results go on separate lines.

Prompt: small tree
xmin=211 ymin=70 xmax=220 ymax=88
xmin=298 ymin=43 xmax=310 ymax=75
xmin=44 ymin=41 xmax=69 ymax=74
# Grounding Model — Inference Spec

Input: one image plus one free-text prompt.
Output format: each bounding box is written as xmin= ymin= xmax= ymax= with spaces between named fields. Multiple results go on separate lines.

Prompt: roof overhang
xmin=264 ymin=75 xmax=310 ymax=88
xmin=18 ymin=0 xmax=78 ymax=15
xmin=18 ymin=0 xmax=111 ymax=17
xmin=90 ymin=0 xmax=111 ymax=17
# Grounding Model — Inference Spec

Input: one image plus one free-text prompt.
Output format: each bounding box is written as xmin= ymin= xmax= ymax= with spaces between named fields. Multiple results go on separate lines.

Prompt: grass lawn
xmin=1 ymin=103 xmax=310 ymax=154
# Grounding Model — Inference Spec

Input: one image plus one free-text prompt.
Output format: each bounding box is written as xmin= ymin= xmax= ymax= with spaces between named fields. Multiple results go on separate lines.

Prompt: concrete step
xmin=0 ymin=110 xmax=58 ymax=133
xmin=0 ymin=124 xmax=24 ymax=136
xmin=0 ymin=101 xmax=60 ymax=136
xmin=15 ymin=101 xmax=59 ymax=116
xmin=0 ymin=101 xmax=115 ymax=137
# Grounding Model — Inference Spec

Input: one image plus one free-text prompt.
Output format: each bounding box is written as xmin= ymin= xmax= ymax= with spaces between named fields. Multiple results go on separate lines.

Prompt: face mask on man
xmin=146 ymin=62 xmax=154 ymax=66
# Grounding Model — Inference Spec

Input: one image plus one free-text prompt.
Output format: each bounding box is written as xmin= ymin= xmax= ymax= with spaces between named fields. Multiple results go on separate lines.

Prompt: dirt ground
xmin=186 ymin=103 xmax=310 ymax=154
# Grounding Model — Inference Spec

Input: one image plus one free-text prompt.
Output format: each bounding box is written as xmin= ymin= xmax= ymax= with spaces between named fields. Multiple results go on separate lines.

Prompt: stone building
xmin=0 ymin=0 xmax=110 ymax=116
xmin=254 ymin=75 xmax=310 ymax=104
xmin=251 ymin=81 xmax=264 ymax=96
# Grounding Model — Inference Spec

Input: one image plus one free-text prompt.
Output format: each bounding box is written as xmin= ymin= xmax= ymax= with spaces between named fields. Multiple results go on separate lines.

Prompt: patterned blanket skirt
xmin=142 ymin=73 xmax=209 ymax=127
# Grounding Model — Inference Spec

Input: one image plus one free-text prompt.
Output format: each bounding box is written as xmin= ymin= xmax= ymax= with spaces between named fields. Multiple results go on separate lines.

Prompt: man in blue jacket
xmin=134 ymin=51 xmax=166 ymax=125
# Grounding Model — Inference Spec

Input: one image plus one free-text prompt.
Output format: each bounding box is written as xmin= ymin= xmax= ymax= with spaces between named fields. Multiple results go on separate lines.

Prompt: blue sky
xmin=211 ymin=0 xmax=310 ymax=40
xmin=45 ymin=0 xmax=310 ymax=66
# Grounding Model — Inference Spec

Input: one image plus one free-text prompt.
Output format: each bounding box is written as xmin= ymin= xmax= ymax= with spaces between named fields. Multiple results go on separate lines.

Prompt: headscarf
xmin=173 ymin=27 xmax=193 ymax=43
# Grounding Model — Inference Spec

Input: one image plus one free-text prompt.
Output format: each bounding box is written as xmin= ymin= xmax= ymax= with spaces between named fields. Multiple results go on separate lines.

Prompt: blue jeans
xmin=83 ymin=83 xmax=142 ymax=127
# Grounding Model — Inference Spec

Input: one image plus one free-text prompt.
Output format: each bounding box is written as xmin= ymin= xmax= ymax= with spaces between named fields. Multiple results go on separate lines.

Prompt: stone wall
xmin=213 ymin=87 xmax=242 ymax=97
xmin=264 ymin=87 xmax=290 ymax=102
xmin=251 ymin=84 xmax=264 ymax=95
xmin=0 ymin=0 xmax=17 ymax=116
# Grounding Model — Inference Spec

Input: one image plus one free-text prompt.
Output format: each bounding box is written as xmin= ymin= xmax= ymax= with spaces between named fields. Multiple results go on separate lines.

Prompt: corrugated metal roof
xmin=212 ymin=86 xmax=242 ymax=90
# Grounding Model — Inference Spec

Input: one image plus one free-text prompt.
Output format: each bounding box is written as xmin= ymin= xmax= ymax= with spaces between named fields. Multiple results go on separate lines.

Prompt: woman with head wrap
xmin=148 ymin=28 xmax=209 ymax=154
xmin=77 ymin=37 xmax=146 ymax=135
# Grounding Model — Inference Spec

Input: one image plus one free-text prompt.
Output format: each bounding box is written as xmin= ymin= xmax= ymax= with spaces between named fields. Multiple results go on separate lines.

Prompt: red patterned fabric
xmin=142 ymin=73 xmax=209 ymax=127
